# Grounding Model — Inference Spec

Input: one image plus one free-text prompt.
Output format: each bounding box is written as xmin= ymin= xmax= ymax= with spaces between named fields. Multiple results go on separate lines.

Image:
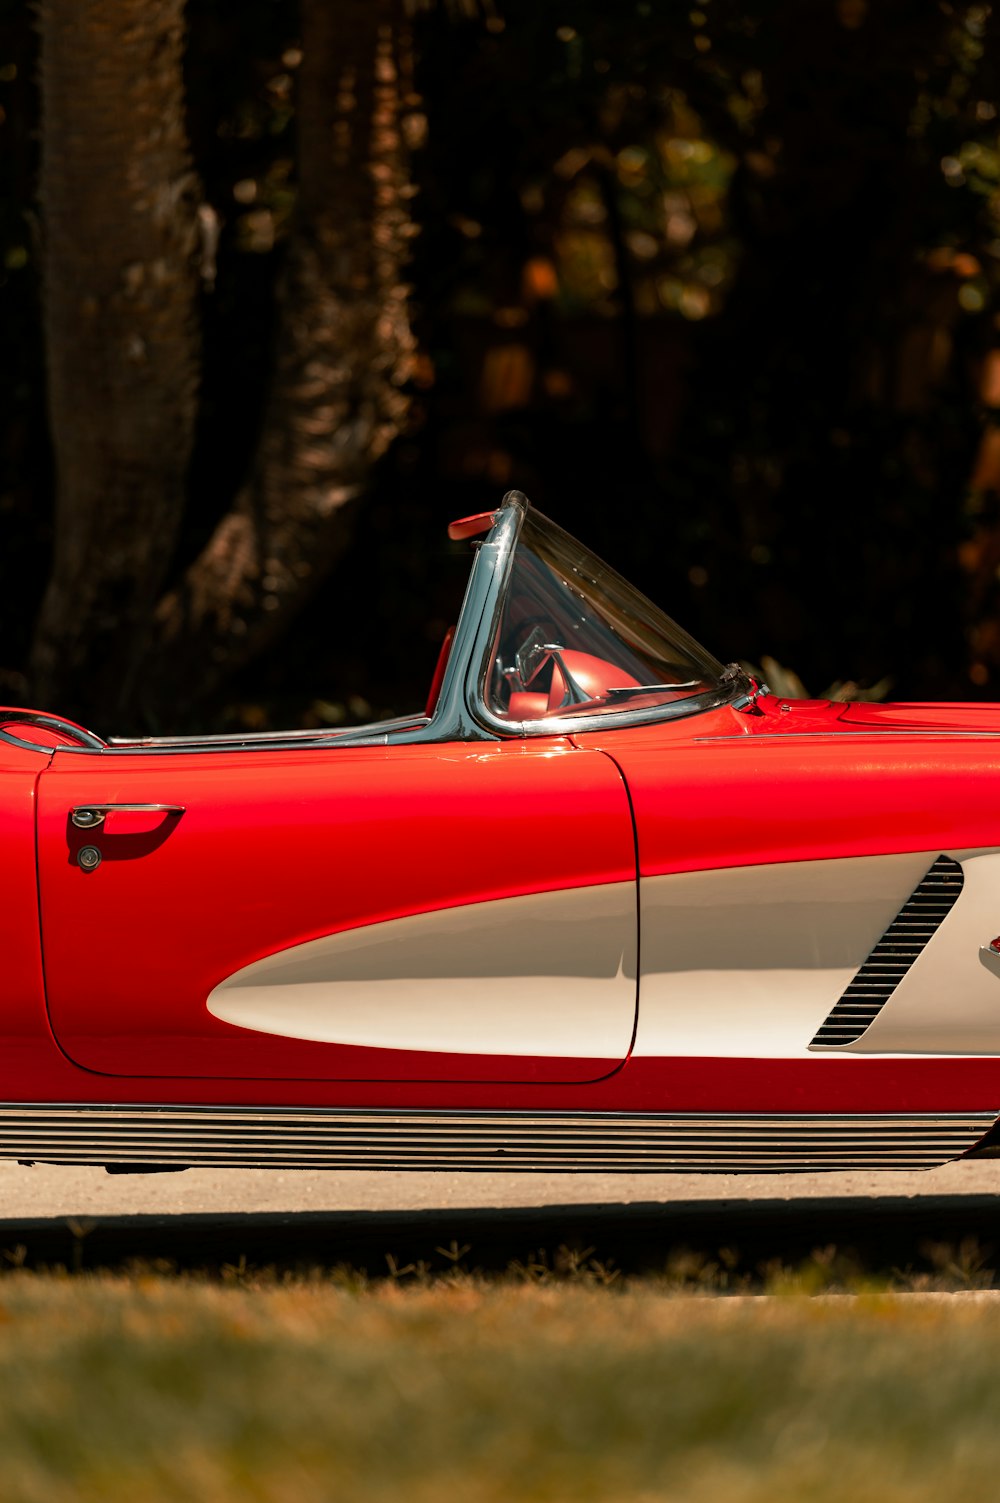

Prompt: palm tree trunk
xmin=148 ymin=0 xmax=417 ymax=718
xmin=30 ymin=0 xmax=201 ymax=720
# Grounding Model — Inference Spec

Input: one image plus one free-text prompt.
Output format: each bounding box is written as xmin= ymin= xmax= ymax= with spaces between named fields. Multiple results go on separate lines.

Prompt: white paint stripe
xmin=207 ymin=883 xmax=637 ymax=1058
xmin=634 ymin=852 xmax=937 ymax=1059
xmin=847 ymin=849 xmax=1000 ymax=1054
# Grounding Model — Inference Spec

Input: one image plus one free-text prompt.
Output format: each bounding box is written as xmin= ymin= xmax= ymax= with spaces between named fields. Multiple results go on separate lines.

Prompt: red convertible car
xmin=3 ymin=488 xmax=1000 ymax=1174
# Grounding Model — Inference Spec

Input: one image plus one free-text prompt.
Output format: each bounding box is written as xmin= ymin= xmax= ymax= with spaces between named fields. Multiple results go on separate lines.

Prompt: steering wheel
xmin=0 ymin=711 xmax=106 ymax=750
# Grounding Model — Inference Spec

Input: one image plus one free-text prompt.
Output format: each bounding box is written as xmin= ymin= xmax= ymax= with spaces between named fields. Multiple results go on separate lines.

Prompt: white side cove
xmin=207 ymin=883 xmax=637 ymax=1059
xmin=634 ymin=850 xmax=983 ymax=1060
xmin=847 ymin=848 xmax=1000 ymax=1054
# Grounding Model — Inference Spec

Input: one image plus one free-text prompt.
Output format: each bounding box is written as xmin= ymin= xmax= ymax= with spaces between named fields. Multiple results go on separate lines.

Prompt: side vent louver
xmin=809 ymin=854 xmax=964 ymax=1049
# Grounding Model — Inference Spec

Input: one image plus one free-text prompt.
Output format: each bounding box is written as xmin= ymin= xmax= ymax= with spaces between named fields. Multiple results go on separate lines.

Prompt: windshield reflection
xmin=486 ymin=510 xmax=727 ymax=724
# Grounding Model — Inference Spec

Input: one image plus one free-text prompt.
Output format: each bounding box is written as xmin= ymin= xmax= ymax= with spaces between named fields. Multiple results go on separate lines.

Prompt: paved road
xmin=2 ymin=1157 xmax=999 ymax=1218
xmin=3 ymin=1159 xmax=1000 ymax=1275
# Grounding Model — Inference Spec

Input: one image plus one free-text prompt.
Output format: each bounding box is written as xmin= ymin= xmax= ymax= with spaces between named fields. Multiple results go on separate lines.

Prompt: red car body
xmin=2 ymin=490 xmax=999 ymax=1173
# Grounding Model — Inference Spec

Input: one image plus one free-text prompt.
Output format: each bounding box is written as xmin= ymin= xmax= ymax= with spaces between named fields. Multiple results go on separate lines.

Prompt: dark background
xmin=3 ymin=0 xmax=1000 ymax=732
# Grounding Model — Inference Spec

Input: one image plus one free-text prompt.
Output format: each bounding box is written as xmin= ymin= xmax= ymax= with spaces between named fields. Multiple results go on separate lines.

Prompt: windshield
xmin=485 ymin=510 xmax=727 ymax=724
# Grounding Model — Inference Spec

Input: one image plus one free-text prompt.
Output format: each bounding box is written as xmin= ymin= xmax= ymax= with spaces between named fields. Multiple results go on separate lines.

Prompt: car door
xmin=35 ymin=737 xmax=637 ymax=1082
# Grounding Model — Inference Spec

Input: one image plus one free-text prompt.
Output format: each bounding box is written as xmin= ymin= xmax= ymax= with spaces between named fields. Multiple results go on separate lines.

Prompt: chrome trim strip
xmin=106 ymin=714 xmax=429 ymax=750
xmin=0 ymin=711 xmax=106 ymax=755
xmin=470 ymin=677 xmax=748 ymax=741
xmin=0 ymin=727 xmax=49 ymax=755
xmin=694 ymin=731 xmax=1000 ymax=743
xmin=54 ymin=716 xmax=434 ymax=756
xmin=1 ymin=1106 xmax=993 ymax=1172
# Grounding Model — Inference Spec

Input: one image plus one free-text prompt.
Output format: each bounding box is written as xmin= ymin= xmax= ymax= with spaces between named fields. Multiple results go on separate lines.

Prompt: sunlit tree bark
xmin=30 ymin=0 xmax=201 ymax=718
xmin=148 ymin=0 xmax=417 ymax=717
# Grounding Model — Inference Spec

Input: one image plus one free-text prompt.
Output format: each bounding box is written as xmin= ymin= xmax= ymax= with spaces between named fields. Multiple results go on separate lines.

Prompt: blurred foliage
xmin=8 ymin=1266 xmax=1000 ymax=1501
xmin=4 ymin=0 xmax=1000 ymax=725
xmin=409 ymin=0 xmax=1000 ymax=709
xmin=0 ymin=0 xmax=46 ymax=691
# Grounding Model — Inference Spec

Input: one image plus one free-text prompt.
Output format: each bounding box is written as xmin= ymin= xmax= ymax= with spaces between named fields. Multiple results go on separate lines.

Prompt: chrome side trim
xmin=1 ymin=1106 xmax=993 ymax=1172
xmin=694 ymin=731 xmax=1000 ymax=742
xmin=0 ymin=728 xmax=49 ymax=755
xmin=469 ymin=675 xmax=748 ymax=740
xmin=106 ymin=715 xmax=429 ymax=751
xmin=0 ymin=711 xmax=106 ymax=754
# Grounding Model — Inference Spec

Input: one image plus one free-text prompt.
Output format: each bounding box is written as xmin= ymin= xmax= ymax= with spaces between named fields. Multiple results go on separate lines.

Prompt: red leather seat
xmin=547 ymin=651 xmax=640 ymax=711
xmin=425 ymin=626 xmax=456 ymax=717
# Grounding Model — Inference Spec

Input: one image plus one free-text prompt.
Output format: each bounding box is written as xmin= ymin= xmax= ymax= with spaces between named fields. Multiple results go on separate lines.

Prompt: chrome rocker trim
xmin=2 ymin=1106 xmax=995 ymax=1173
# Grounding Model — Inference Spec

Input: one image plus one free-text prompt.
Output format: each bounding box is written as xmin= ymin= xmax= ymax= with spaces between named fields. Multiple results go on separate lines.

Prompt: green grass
xmin=0 ymin=1258 xmax=999 ymax=1503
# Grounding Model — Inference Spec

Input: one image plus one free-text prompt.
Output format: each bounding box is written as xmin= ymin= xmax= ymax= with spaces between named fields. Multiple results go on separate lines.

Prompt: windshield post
xmin=419 ymin=490 xmax=526 ymax=742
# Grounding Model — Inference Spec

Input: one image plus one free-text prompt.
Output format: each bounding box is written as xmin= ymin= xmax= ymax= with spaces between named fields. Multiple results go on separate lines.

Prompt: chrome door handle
xmin=70 ymin=804 xmax=185 ymax=829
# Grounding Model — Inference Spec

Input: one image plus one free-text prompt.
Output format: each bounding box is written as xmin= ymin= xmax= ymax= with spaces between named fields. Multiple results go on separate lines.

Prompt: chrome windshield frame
xmin=460 ymin=497 xmax=754 ymax=740
xmin=319 ymin=488 xmax=530 ymax=747
xmin=207 ymin=493 xmax=529 ymax=750
xmin=34 ymin=487 xmax=750 ymax=755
